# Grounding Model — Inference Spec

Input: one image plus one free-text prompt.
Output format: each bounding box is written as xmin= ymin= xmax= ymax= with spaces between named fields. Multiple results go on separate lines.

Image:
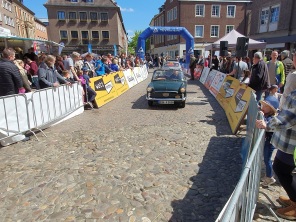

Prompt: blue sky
xmin=23 ymin=0 xmax=164 ymax=38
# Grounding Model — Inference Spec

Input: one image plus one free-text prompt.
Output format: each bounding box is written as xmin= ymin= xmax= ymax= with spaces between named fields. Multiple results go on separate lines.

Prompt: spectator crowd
xmin=0 ymin=47 xmax=147 ymax=106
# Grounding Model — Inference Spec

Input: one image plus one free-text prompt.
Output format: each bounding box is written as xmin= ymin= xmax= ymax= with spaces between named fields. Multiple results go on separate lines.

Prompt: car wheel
xmin=148 ymin=101 xmax=153 ymax=107
xmin=179 ymin=101 xmax=185 ymax=108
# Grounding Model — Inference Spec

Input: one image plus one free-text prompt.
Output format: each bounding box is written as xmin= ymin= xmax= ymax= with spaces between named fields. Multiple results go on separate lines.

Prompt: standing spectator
xmin=95 ymin=56 xmax=105 ymax=76
xmin=63 ymin=52 xmax=80 ymax=81
xmin=227 ymin=57 xmax=248 ymax=80
xmin=110 ymin=58 xmax=120 ymax=71
xmin=189 ymin=54 xmax=196 ymax=80
xmin=267 ymin=51 xmax=285 ymax=91
xmin=23 ymin=47 xmax=37 ymax=61
xmin=120 ymin=53 xmax=127 ymax=69
xmin=55 ymin=55 xmax=65 ymax=75
xmin=243 ymin=56 xmax=252 ymax=70
xmin=211 ymin=55 xmax=219 ymax=71
xmin=14 ymin=60 xmax=31 ymax=92
xmin=83 ymin=53 xmax=96 ymax=78
xmin=248 ymin=52 xmax=270 ymax=102
xmin=256 ymin=90 xmax=296 ymax=220
xmin=81 ymin=66 xmax=97 ymax=105
xmin=280 ymin=50 xmax=294 ymax=93
xmin=0 ymin=48 xmax=24 ymax=96
xmin=134 ymin=55 xmax=142 ymax=67
xmin=25 ymin=58 xmax=39 ymax=89
xmin=38 ymin=55 xmax=70 ymax=89
xmin=259 ymin=96 xmax=279 ymax=187
xmin=101 ymin=57 xmax=114 ymax=74
xmin=279 ymin=51 xmax=296 ymax=110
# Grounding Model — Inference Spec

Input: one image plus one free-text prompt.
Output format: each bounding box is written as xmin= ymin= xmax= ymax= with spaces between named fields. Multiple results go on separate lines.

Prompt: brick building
xmin=150 ymin=0 xmax=251 ymax=58
xmin=44 ymin=0 xmax=128 ymax=55
xmin=247 ymin=0 xmax=296 ymax=53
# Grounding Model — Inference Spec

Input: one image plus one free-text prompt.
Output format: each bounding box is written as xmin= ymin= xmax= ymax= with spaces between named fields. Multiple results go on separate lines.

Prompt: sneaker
xmin=261 ymin=176 xmax=267 ymax=182
xmin=278 ymin=196 xmax=292 ymax=207
xmin=261 ymin=177 xmax=276 ymax=187
xmin=276 ymin=201 xmax=296 ymax=220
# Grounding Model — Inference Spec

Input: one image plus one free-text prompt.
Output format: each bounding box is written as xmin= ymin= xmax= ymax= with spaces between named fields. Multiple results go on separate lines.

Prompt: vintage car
xmin=146 ymin=69 xmax=187 ymax=108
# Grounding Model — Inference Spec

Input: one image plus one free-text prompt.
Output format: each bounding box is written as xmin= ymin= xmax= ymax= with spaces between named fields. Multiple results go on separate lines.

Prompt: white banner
xmin=133 ymin=67 xmax=144 ymax=83
xmin=123 ymin=69 xmax=138 ymax=88
xmin=199 ymin=67 xmax=210 ymax=84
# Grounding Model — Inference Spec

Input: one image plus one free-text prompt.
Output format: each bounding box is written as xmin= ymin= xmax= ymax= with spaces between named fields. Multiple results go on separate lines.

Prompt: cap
xmin=270 ymin=84 xmax=278 ymax=90
xmin=280 ymin=50 xmax=290 ymax=58
xmin=254 ymin=52 xmax=263 ymax=60
xmin=81 ymin=66 xmax=89 ymax=71
xmin=260 ymin=96 xmax=279 ymax=114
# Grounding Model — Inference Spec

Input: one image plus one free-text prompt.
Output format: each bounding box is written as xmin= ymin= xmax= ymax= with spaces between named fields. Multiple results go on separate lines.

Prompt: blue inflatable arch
xmin=136 ymin=26 xmax=194 ymax=67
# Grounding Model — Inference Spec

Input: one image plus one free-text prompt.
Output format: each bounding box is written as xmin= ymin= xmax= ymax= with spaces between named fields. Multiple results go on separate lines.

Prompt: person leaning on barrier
xmin=38 ymin=55 xmax=70 ymax=89
xmin=0 ymin=48 xmax=25 ymax=96
xmin=256 ymin=90 xmax=296 ymax=220
xmin=14 ymin=60 xmax=31 ymax=93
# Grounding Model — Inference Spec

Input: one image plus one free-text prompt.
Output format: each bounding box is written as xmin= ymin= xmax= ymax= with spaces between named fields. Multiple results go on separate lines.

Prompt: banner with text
xmin=113 ymin=71 xmax=129 ymax=96
xmin=90 ymin=74 xmax=118 ymax=107
xmin=123 ymin=69 xmax=138 ymax=88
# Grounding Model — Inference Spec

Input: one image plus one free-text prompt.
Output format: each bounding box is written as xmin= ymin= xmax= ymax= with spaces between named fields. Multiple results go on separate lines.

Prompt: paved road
xmin=0 ymin=69 xmax=242 ymax=222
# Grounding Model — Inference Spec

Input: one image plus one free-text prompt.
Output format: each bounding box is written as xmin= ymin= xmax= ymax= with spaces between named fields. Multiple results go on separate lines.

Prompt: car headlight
xmin=147 ymin=87 xmax=153 ymax=92
xmin=180 ymin=87 xmax=186 ymax=93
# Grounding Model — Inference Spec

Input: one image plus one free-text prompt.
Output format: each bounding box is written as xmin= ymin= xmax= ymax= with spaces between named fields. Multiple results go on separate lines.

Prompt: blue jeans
xmin=264 ymin=136 xmax=275 ymax=177
xmin=255 ymin=90 xmax=263 ymax=103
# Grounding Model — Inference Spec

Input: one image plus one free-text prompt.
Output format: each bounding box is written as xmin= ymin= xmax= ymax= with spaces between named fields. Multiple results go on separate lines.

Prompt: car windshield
xmin=152 ymin=70 xmax=184 ymax=81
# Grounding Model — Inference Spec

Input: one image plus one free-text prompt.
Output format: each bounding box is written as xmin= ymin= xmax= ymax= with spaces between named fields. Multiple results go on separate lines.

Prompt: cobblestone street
xmin=0 ymin=70 xmax=243 ymax=222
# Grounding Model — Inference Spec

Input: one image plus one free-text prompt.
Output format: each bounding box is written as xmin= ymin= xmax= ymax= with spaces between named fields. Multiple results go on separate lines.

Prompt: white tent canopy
xmin=205 ymin=29 xmax=266 ymax=51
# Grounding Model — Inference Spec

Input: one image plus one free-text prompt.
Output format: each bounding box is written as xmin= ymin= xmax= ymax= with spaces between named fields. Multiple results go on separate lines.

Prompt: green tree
xmin=128 ymin=30 xmax=142 ymax=55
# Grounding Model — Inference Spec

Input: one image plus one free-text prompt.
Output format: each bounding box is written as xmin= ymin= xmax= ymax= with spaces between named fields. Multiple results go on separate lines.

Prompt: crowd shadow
xmin=169 ymin=81 xmax=243 ymax=222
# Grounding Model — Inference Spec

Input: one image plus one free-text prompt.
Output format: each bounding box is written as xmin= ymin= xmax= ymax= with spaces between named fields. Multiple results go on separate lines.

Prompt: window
xmin=195 ymin=4 xmax=204 ymax=17
xmin=211 ymin=25 xmax=219 ymax=37
xmin=270 ymin=6 xmax=280 ymax=23
xmin=173 ymin=7 xmax=177 ymax=20
xmin=211 ymin=5 xmax=220 ymax=17
xmin=81 ymin=31 xmax=88 ymax=39
xmin=195 ymin=25 xmax=204 ymax=38
xmin=227 ymin=5 xmax=236 ymax=18
xmin=101 ymin=12 xmax=108 ymax=21
xmin=102 ymin=31 xmax=109 ymax=39
xmin=90 ymin=12 xmax=97 ymax=21
xmin=226 ymin=25 xmax=234 ymax=34
xmin=85 ymin=0 xmax=94 ymax=2
xmin=70 ymin=0 xmax=78 ymax=2
xmin=79 ymin=12 xmax=87 ymax=21
xmin=260 ymin=8 xmax=269 ymax=25
xmin=71 ymin=30 xmax=78 ymax=39
xmin=60 ymin=30 xmax=68 ymax=39
xmin=57 ymin=11 xmax=65 ymax=20
xmin=92 ymin=31 xmax=99 ymax=39
xmin=68 ymin=12 xmax=77 ymax=20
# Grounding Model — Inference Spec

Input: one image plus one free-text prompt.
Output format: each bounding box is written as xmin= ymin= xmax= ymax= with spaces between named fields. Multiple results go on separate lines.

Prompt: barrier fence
xmin=0 ymin=83 xmax=84 ymax=146
xmin=0 ymin=66 xmax=149 ymax=146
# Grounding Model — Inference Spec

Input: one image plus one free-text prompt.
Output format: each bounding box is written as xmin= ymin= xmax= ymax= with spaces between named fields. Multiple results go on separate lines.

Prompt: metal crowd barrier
xmin=0 ymin=83 xmax=83 ymax=143
xmin=216 ymin=126 xmax=265 ymax=222
xmin=215 ymin=91 xmax=280 ymax=222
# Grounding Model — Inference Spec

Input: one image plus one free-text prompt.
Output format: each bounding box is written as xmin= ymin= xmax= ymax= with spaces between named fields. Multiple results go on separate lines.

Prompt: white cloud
xmin=119 ymin=6 xmax=134 ymax=12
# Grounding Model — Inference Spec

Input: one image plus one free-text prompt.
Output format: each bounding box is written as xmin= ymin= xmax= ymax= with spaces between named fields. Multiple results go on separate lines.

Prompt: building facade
xmin=44 ymin=0 xmax=128 ymax=55
xmin=35 ymin=18 xmax=48 ymax=41
xmin=0 ymin=0 xmax=16 ymax=36
xmin=12 ymin=0 xmax=35 ymax=38
xmin=150 ymin=0 xmax=251 ymax=58
xmin=247 ymin=0 xmax=296 ymax=53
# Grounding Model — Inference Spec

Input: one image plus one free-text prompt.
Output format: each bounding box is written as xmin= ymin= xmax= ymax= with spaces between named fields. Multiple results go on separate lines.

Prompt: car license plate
xmin=159 ymin=101 xmax=174 ymax=104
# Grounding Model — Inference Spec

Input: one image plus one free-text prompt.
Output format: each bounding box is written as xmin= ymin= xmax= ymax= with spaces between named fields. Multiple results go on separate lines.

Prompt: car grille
xmin=151 ymin=92 xmax=180 ymax=98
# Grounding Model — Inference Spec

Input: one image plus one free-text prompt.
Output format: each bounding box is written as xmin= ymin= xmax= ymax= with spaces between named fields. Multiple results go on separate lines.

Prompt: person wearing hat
xmin=269 ymin=84 xmax=281 ymax=101
xmin=256 ymin=90 xmax=296 ymax=220
xmin=81 ymin=66 xmax=97 ymax=106
xmin=259 ymin=96 xmax=279 ymax=187
xmin=248 ymin=51 xmax=270 ymax=102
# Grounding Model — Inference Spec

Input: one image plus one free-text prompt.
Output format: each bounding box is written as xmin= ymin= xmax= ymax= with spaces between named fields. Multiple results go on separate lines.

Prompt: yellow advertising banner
xmin=89 ymin=73 xmax=119 ymax=107
xmin=216 ymin=76 xmax=241 ymax=110
xmin=215 ymin=76 xmax=254 ymax=134
xmin=113 ymin=71 xmax=129 ymax=96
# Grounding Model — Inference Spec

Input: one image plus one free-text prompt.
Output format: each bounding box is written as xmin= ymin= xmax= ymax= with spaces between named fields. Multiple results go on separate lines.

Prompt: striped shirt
xmin=266 ymin=90 xmax=296 ymax=154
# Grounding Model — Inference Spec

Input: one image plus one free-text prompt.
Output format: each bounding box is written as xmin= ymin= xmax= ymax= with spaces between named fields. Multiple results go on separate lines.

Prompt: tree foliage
xmin=128 ymin=30 xmax=142 ymax=55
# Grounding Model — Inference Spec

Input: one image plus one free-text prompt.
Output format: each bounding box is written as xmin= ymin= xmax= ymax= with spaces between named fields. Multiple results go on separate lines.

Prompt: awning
xmin=0 ymin=35 xmax=64 ymax=47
